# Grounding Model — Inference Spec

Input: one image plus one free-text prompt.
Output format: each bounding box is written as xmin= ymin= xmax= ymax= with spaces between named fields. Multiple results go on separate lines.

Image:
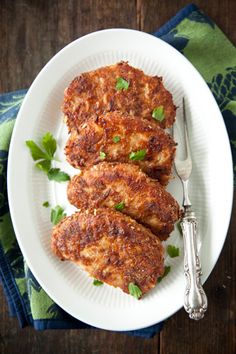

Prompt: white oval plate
xmin=8 ymin=29 xmax=233 ymax=331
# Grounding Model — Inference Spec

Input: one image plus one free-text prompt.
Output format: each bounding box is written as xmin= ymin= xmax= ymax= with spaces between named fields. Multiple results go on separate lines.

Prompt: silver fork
xmin=174 ymin=98 xmax=208 ymax=320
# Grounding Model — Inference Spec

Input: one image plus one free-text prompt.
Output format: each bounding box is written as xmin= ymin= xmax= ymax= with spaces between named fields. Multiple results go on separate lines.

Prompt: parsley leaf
xmin=176 ymin=221 xmax=182 ymax=235
xmin=167 ymin=245 xmax=179 ymax=258
xmin=43 ymin=201 xmax=50 ymax=208
xmin=26 ymin=133 xmax=71 ymax=184
xmin=128 ymin=282 xmax=142 ymax=299
xmin=115 ymin=202 xmax=125 ymax=211
xmin=47 ymin=168 xmax=70 ymax=182
xmin=157 ymin=266 xmax=171 ymax=283
xmin=152 ymin=106 xmax=165 ymax=122
xmin=42 ymin=132 xmax=57 ymax=159
xmin=116 ymin=77 xmax=129 ymax=91
xmin=26 ymin=132 xmax=67 ymax=182
xmin=36 ymin=159 xmax=51 ymax=173
xmin=26 ymin=140 xmax=47 ymax=161
xmin=129 ymin=149 xmax=146 ymax=161
xmin=113 ymin=136 xmax=121 ymax=143
xmin=50 ymin=205 xmax=66 ymax=225
xmin=93 ymin=279 xmax=103 ymax=286
xmin=100 ymin=151 xmax=106 ymax=160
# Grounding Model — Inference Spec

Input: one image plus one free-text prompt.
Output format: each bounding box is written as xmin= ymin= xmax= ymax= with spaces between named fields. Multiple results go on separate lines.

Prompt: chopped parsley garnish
xmin=36 ymin=159 xmax=51 ymax=173
xmin=42 ymin=201 xmax=50 ymax=208
xmin=115 ymin=202 xmax=125 ymax=211
xmin=129 ymin=149 xmax=146 ymax=161
xmin=167 ymin=245 xmax=179 ymax=258
xmin=25 ymin=140 xmax=48 ymax=161
xmin=26 ymin=132 xmax=70 ymax=182
xmin=128 ymin=282 xmax=142 ymax=299
xmin=157 ymin=266 xmax=171 ymax=283
xmin=176 ymin=221 xmax=182 ymax=235
xmin=113 ymin=136 xmax=121 ymax=143
xmin=47 ymin=168 xmax=70 ymax=182
xmin=152 ymin=106 xmax=165 ymax=122
xmin=50 ymin=205 xmax=66 ymax=225
xmin=115 ymin=77 xmax=129 ymax=91
xmin=93 ymin=279 xmax=103 ymax=286
xmin=41 ymin=132 xmax=57 ymax=159
xmin=100 ymin=151 xmax=106 ymax=160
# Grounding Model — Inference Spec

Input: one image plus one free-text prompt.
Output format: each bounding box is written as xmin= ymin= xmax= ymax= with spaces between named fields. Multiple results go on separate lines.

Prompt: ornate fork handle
xmin=181 ymin=209 xmax=208 ymax=320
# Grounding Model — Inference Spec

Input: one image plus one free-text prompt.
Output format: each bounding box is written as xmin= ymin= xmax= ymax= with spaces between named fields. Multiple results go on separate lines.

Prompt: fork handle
xmin=181 ymin=210 xmax=208 ymax=320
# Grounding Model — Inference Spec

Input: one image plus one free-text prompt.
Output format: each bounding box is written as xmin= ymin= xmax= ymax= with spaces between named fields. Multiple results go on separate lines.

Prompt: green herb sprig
xmin=100 ymin=151 xmax=106 ymax=160
xmin=93 ymin=279 xmax=103 ymax=286
xmin=157 ymin=266 xmax=171 ymax=283
xmin=176 ymin=221 xmax=182 ymax=235
xmin=167 ymin=245 xmax=180 ymax=258
xmin=115 ymin=202 xmax=125 ymax=211
xmin=152 ymin=106 xmax=165 ymax=122
xmin=128 ymin=282 xmax=142 ymax=299
xmin=113 ymin=136 xmax=121 ymax=143
xmin=47 ymin=168 xmax=70 ymax=182
xmin=26 ymin=132 xmax=70 ymax=182
xmin=129 ymin=149 xmax=146 ymax=161
xmin=116 ymin=77 xmax=129 ymax=91
xmin=51 ymin=205 xmax=66 ymax=225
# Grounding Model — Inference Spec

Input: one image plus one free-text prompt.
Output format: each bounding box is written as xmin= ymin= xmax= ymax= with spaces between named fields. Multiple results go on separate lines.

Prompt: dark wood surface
xmin=0 ymin=1 xmax=235 ymax=353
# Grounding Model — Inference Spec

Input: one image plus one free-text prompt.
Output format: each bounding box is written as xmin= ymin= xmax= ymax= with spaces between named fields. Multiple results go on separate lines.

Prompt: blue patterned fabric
xmin=0 ymin=3 xmax=235 ymax=337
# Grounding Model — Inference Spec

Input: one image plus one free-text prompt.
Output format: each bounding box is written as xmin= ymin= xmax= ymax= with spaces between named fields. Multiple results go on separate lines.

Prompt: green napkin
xmin=154 ymin=5 xmax=236 ymax=177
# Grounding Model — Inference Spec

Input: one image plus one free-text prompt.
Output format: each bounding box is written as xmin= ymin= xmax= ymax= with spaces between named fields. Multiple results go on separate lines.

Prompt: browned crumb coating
xmin=63 ymin=61 xmax=176 ymax=131
xmin=65 ymin=111 xmax=176 ymax=185
xmin=67 ymin=162 xmax=180 ymax=240
xmin=51 ymin=208 xmax=165 ymax=297
xmin=54 ymin=62 xmax=178 ymax=298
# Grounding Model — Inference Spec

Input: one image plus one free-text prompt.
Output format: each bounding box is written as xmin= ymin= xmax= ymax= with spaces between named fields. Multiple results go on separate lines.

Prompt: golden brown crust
xmin=65 ymin=111 xmax=176 ymax=185
xmin=62 ymin=62 xmax=176 ymax=131
xmin=67 ymin=162 xmax=180 ymax=240
xmin=51 ymin=208 xmax=164 ymax=296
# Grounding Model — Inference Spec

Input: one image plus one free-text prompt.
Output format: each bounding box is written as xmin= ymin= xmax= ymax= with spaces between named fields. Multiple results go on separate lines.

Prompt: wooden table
xmin=0 ymin=1 xmax=235 ymax=353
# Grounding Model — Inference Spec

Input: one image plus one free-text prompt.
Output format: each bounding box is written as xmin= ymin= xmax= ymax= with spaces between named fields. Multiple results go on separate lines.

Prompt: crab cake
xmin=63 ymin=62 xmax=176 ymax=131
xmin=67 ymin=162 xmax=180 ymax=240
xmin=65 ymin=111 xmax=176 ymax=184
xmin=51 ymin=208 xmax=164 ymax=297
